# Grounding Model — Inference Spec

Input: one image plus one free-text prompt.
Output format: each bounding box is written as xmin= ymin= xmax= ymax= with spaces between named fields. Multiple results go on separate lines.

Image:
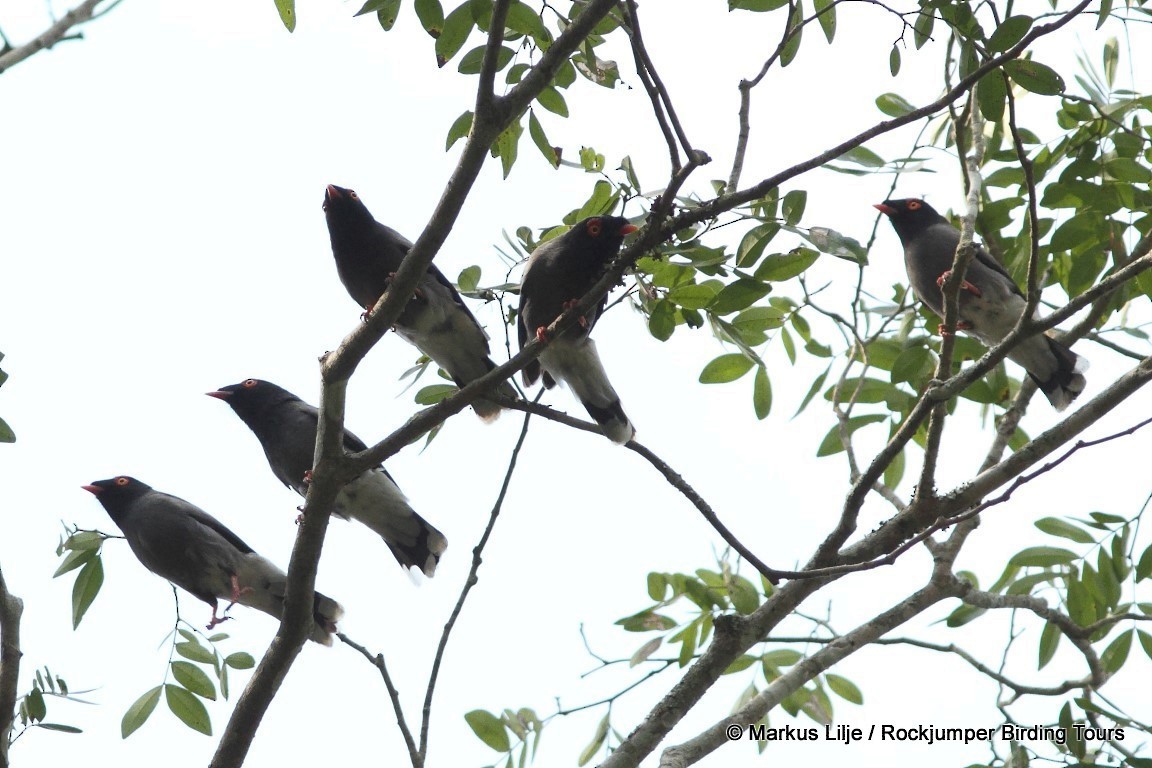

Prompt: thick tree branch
xmin=0 ymin=564 xmax=23 ymax=768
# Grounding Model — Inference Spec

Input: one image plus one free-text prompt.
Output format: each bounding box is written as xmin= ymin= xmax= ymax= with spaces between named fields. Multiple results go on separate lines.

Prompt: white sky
xmin=3 ymin=1 xmax=1151 ymax=766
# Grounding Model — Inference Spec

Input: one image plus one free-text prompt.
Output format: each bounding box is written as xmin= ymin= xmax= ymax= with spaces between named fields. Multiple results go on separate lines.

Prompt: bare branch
xmin=336 ymin=632 xmax=420 ymax=765
xmin=0 ymin=0 xmax=109 ymax=75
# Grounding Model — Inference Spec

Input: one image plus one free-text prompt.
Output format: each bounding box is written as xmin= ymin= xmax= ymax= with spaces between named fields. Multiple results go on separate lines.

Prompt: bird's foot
xmin=206 ymin=602 xmax=233 ymax=631
xmin=228 ymin=575 xmax=254 ymax=606
xmin=562 ymin=299 xmax=588 ymax=328
xmin=360 ymin=305 xmax=373 ymax=322
xmin=302 ymin=469 xmax=313 ymax=486
xmin=936 ymin=321 xmax=973 ymax=337
xmin=936 ymin=270 xmax=982 ymax=297
xmin=535 ymin=326 xmax=550 ymax=343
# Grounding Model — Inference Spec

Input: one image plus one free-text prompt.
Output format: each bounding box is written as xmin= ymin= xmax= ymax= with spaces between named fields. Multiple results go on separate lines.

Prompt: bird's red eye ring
xmin=907 ymin=200 xmax=922 ymax=210
xmin=349 ymin=191 xmax=360 ymax=201
xmin=586 ymin=219 xmax=602 ymax=236
xmin=115 ymin=477 xmax=129 ymax=487
xmin=243 ymin=379 xmax=258 ymax=388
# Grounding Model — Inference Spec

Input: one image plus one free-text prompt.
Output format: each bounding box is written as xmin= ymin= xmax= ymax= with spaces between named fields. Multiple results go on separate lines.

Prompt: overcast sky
xmin=3 ymin=1 xmax=1151 ymax=766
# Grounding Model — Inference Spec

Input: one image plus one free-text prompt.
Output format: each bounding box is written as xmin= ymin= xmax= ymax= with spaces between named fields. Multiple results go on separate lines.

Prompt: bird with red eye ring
xmin=322 ymin=184 xmax=518 ymax=421
xmin=81 ymin=475 xmax=344 ymax=644
xmin=875 ymin=197 xmax=1086 ymax=410
xmin=517 ymin=215 xmax=640 ymax=444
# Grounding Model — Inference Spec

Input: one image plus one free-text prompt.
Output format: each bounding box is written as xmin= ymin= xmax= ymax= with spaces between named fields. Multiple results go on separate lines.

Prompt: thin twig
xmin=337 ymin=632 xmax=420 ymax=763
xmin=0 ymin=0 xmax=107 ymax=75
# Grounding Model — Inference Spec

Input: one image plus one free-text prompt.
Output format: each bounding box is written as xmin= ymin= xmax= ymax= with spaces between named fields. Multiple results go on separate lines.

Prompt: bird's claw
xmin=562 ymin=299 xmax=588 ymax=328
xmin=205 ymin=613 xmax=233 ymax=631
xmin=936 ymin=270 xmax=982 ymax=297
xmin=535 ymin=326 xmax=550 ymax=343
xmin=936 ymin=321 xmax=973 ymax=336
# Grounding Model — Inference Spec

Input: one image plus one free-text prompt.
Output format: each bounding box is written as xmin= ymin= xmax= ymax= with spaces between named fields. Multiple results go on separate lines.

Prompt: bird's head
xmin=874 ymin=198 xmax=944 ymax=241
xmin=569 ymin=215 xmax=639 ymax=253
xmin=206 ymin=378 xmax=289 ymax=419
xmin=82 ymin=475 xmax=152 ymax=511
xmin=323 ymin=184 xmax=375 ymax=230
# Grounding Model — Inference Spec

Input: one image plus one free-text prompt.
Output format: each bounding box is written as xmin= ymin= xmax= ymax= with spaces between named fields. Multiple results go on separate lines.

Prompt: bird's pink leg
xmin=535 ymin=326 xmax=550 ymax=342
xmin=222 ymin=575 xmax=255 ymax=618
xmin=937 ymin=321 xmax=974 ymax=336
xmin=936 ymin=270 xmax=982 ymax=297
xmin=562 ymin=299 xmax=589 ymax=328
xmin=205 ymin=599 xmax=232 ymax=630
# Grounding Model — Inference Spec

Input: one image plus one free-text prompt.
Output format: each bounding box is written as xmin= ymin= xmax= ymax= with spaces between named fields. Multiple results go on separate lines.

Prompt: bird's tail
xmin=1018 ymin=334 xmax=1087 ymax=411
xmin=418 ymin=335 xmax=517 ymax=422
xmin=548 ymin=338 xmax=635 ymax=445
xmin=234 ymin=555 xmax=345 ymax=646
xmin=339 ymin=469 xmax=448 ymax=577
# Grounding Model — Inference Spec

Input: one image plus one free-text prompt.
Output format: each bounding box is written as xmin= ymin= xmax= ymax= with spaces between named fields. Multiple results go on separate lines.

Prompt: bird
xmin=517 ymin=215 xmax=639 ymax=443
xmin=207 ymin=378 xmax=447 ymax=577
xmin=322 ymin=184 xmax=516 ymax=421
xmin=82 ymin=476 xmax=344 ymax=645
xmin=875 ymin=198 xmax=1087 ymax=410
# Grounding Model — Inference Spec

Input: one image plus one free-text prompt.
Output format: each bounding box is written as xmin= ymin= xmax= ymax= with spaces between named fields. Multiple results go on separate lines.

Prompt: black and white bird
xmin=208 ymin=378 xmax=447 ymax=577
xmin=82 ymin=476 xmax=343 ymax=645
xmin=876 ymin=198 xmax=1086 ymax=410
xmin=323 ymin=184 xmax=516 ymax=421
xmin=517 ymin=215 xmax=639 ymax=443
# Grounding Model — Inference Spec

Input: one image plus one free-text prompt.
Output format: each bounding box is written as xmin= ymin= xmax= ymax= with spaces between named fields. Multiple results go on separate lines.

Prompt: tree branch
xmin=0 ymin=0 xmax=109 ymax=75
xmin=0 ymin=563 xmax=23 ymax=768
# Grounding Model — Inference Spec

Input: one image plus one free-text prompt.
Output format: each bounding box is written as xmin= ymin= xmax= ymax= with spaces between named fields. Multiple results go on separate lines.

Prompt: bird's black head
xmin=323 ymin=184 xmax=376 ymax=232
xmin=874 ymin=198 xmax=947 ymax=243
xmin=566 ymin=215 xmax=639 ymax=256
xmin=207 ymin=378 xmax=296 ymax=420
xmin=82 ymin=476 xmax=152 ymax=517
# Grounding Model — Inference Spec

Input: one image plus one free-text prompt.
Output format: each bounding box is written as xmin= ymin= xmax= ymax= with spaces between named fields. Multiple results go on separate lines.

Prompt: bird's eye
xmin=243 ymin=379 xmax=258 ymax=388
xmin=349 ymin=191 xmax=360 ymax=201
xmin=907 ymin=200 xmax=922 ymax=210
xmin=115 ymin=477 xmax=129 ymax=487
xmin=586 ymin=219 xmax=602 ymax=237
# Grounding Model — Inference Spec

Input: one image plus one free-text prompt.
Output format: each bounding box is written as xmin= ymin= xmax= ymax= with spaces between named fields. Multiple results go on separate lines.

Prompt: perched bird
xmin=518 ymin=215 xmax=639 ymax=443
xmin=207 ymin=378 xmax=447 ymax=577
xmin=876 ymin=198 xmax=1086 ymax=410
xmin=82 ymin=476 xmax=343 ymax=645
xmin=323 ymin=184 xmax=516 ymax=421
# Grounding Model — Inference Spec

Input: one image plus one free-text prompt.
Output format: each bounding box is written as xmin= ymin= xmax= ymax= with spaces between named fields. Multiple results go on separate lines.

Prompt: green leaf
xmin=465 ymin=709 xmax=511 ymax=752
xmin=274 ymin=0 xmax=296 ymax=32
xmin=711 ymin=279 xmax=772 ymax=315
xmin=753 ymin=366 xmax=772 ymax=420
xmin=976 ymin=70 xmax=1006 ymax=123
xmin=527 ymin=111 xmax=560 ymax=168
xmin=1139 ymin=630 xmax=1152 ymax=661
xmin=813 ymin=0 xmax=835 ymax=42
xmin=629 ymin=637 xmax=662 ymax=667
xmin=669 ymin=283 xmax=719 ymax=310
xmin=505 ymin=1 xmax=549 ymax=43
xmin=1008 ymin=546 xmax=1077 ymax=568
xmin=1136 ymin=544 xmax=1152 ymax=581
xmin=37 ymin=723 xmax=82 ymax=734
xmin=729 ymin=0 xmax=788 ymax=10
xmin=736 ymin=223 xmax=779 ymax=268
xmin=170 ymin=662 xmax=217 ymax=701
xmin=816 ymin=415 xmax=886 ymax=457
xmin=647 ymin=299 xmax=676 ymax=341
xmin=825 ymin=674 xmax=863 ymax=704
xmin=889 ymin=46 xmax=900 ymax=76
xmin=54 ymin=547 xmax=96 ymax=578
xmin=781 ymin=189 xmax=807 ymax=225
xmin=779 ymin=1 xmax=803 ymax=67
xmin=535 ymin=86 xmax=569 ymax=117
xmin=492 ymin=119 xmax=523 ymax=178
xmin=414 ymin=0 xmax=444 ymax=36
xmin=1101 ymin=629 xmax=1133 ymax=673
xmin=1103 ymin=36 xmax=1118 ymax=85
xmin=646 ymin=572 xmax=666 ymax=601
xmin=913 ymin=10 xmax=933 ymax=49
xmin=165 ymin=684 xmax=212 ymax=736
xmin=724 ymin=655 xmax=758 ymax=674
xmin=457 ymin=265 xmax=481 ymax=292
xmin=175 ymin=641 xmax=216 ymax=665
xmin=26 ymin=687 xmax=46 ymax=721
xmin=71 ymin=558 xmax=103 ymax=629
xmin=224 ymin=652 xmax=256 ymax=670
xmin=458 ymin=44 xmax=514 ymax=75
xmin=1034 ymin=517 xmax=1095 ymax=544
xmin=615 ymin=610 xmax=677 ymax=632
xmin=121 ymin=686 xmax=162 ymax=739
xmin=699 ymin=354 xmax=755 ymax=384
xmin=875 ymin=92 xmax=915 ymax=117
xmin=1004 ymin=59 xmax=1065 ymax=95
xmin=375 ymin=0 xmax=402 ymax=30
xmin=804 ymin=228 xmax=866 ymax=263
xmin=0 ymin=416 xmax=13 ymax=443
xmin=445 ymin=110 xmax=474 ymax=151
xmin=986 ymin=15 xmax=1033 ymax=52
xmin=754 ymin=249 xmax=819 ymax=281
xmin=577 ymin=715 xmax=609 ymax=766
xmin=1106 ymin=158 xmax=1152 ymax=183
xmin=435 ymin=3 xmax=475 ymax=67
xmin=415 ymin=383 xmax=458 ymax=405
xmin=890 ymin=346 xmax=935 ymax=386
xmin=1039 ymin=622 xmax=1061 ymax=669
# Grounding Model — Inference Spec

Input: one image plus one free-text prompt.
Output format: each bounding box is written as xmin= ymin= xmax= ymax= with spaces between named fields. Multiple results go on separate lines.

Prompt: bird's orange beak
xmin=874 ymin=203 xmax=895 ymax=216
xmin=81 ymin=485 xmax=101 ymax=495
xmin=205 ymin=391 xmax=230 ymax=400
xmin=620 ymin=224 xmax=639 ymax=235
